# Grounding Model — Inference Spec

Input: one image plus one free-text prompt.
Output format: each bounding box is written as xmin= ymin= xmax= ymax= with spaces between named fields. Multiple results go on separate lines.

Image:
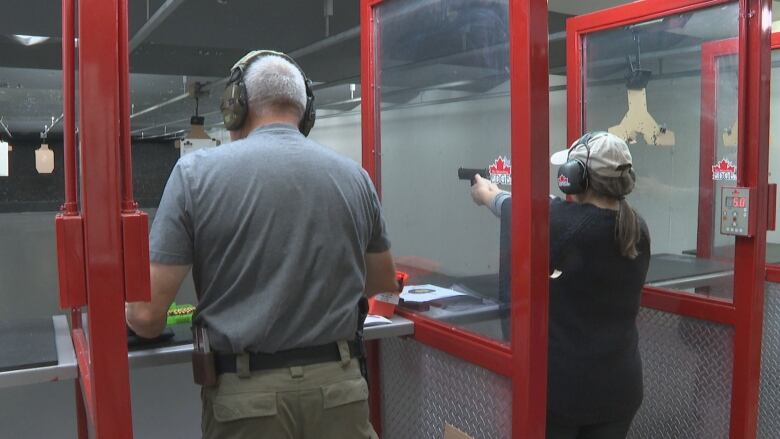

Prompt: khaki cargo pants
xmin=201 ymin=355 xmax=378 ymax=439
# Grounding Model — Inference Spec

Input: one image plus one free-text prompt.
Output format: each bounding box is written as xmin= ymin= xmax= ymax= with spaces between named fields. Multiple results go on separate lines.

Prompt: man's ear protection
xmin=220 ymin=50 xmax=316 ymax=136
xmin=556 ymin=132 xmax=601 ymax=195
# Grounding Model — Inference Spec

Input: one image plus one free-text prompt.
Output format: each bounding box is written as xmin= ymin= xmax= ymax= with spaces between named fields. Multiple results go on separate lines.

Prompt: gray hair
xmin=244 ymin=55 xmax=307 ymax=119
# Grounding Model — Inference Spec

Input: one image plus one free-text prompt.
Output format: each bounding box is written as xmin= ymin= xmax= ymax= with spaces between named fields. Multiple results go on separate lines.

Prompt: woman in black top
xmin=471 ymin=132 xmax=651 ymax=439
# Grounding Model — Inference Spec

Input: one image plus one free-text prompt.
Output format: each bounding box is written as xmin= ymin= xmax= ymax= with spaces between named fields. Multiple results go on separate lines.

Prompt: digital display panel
xmin=726 ymin=196 xmax=747 ymax=208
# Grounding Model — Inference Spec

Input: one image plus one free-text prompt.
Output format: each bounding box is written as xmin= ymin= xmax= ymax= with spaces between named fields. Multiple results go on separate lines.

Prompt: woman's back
xmin=547 ymin=197 xmax=651 ymax=426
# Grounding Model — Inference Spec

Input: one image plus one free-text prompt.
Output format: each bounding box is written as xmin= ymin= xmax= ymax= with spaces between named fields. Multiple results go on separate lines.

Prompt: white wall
xmin=378 ymin=84 xmax=508 ymax=277
xmin=586 ymin=64 xmax=780 ymax=252
xmin=223 ymin=63 xmax=780 ymax=265
xmin=585 ymin=76 xmax=704 ymax=255
xmin=306 ymin=75 xmax=568 ymax=279
xmin=309 ymin=111 xmax=363 ymax=164
xmin=3 ymin=65 xmax=778 ymax=439
xmin=310 ymin=69 xmax=778 ymax=262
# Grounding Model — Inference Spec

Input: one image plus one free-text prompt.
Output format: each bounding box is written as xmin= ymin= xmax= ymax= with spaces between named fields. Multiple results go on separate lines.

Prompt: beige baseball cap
xmin=550 ymin=132 xmax=633 ymax=177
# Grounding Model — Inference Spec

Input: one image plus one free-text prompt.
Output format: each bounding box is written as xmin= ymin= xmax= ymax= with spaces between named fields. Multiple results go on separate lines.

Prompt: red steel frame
xmin=697 ymin=33 xmax=780 ymax=282
xmin=55 ymin=0 xmax=151 ymax=437
xmin=697 ymin=38 xmax=739 ymax=261
xmin=361 ymin=0 xmax=550 ymax=437
xmin=76 ymin=0 xmax=134 ymax=436
xmin=696 ymin=35 xmax=780 ymax=273
xmin=567 ymin=0 xmax=771 ymax=437
xmin=59 ymin=0 xmax=88 ymax=436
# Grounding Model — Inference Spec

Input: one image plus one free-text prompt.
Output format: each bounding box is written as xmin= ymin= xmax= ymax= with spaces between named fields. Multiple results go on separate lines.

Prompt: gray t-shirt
xmin=149 ymin=123 xmax=390 ymax=353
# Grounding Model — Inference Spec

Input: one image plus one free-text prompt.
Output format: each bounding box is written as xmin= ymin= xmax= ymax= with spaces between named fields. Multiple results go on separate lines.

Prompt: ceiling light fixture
xmin=11 ymin=34 xmax=51 ymax=46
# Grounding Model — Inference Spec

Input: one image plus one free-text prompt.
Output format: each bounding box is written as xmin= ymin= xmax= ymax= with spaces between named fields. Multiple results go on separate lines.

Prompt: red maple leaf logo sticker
xmin=712 ymin=158 xmax=737 ymax=181
xmin=489 ymin=157 xmax=511 ymax=175
xmin=558 ymin=174 xmax=569 ymax=186
xmin=712 ymin=159 xmax=736 ymax=175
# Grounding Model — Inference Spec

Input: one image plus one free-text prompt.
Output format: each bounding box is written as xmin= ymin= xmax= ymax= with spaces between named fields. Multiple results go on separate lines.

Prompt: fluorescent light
xmin=11 ymin=34 xmax=50 ymax=46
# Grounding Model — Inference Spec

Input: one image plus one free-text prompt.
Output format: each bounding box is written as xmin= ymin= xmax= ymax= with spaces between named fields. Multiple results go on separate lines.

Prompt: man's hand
xmin=470 ymin=174 xmax=502 ymax=206
xmin=365 ymin=250 xmax=398 ymax=297
xmin=126 ymin=263 xmax=190 ymax=338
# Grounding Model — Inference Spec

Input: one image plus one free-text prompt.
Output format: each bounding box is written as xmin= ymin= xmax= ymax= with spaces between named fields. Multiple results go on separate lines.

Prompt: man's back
xmin=134 ymin=52 xmax=388 ymax=439
xmin=150 ymin=124 xmax=388 ymax=353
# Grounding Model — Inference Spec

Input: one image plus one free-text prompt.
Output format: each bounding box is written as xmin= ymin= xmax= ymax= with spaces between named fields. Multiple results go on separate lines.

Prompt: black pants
xmin=546 ymin=416 xmax=634 ymax=439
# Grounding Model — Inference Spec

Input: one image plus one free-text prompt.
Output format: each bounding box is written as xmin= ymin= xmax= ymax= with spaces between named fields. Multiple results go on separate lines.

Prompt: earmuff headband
xmin=557 ymin=131 xmax=604 ymax=195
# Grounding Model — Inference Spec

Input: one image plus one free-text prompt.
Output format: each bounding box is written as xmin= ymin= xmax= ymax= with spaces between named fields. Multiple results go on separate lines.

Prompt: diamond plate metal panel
xmin=758 ymin=282 xmax=780 ymax=439
xmin=629 ymin=308 xmax=733 ymax=439
xmin=379 ymin=338 xmax=511 ymax=439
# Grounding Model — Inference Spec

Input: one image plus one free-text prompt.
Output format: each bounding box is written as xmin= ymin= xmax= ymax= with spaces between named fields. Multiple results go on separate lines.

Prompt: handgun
xmin=458 ymin=167 xmax=489 ymax=186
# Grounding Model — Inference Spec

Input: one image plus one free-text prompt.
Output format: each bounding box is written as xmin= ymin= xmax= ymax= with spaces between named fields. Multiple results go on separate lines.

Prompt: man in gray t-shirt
xmin=126 ymin=51 xmax=396 ymax=439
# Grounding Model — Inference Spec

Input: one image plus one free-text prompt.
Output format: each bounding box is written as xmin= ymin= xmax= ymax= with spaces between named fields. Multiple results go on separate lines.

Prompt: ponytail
xmin=616 ymin=198 xmax=641 ymax=259
xmin=589 ymin=170 xmax=642 ymax=259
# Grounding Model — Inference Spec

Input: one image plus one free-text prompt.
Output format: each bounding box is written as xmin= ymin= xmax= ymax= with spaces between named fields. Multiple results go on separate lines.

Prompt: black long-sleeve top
xmin=500 ymin=196 xmax=651 ymax=425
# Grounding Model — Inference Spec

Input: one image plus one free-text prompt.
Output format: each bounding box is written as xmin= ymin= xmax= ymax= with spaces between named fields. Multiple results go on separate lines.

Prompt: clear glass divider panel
xmin=768 ymin=48 xmax=780 ymax=267
xmin=582 ymin=2 xmax=740 ymax=302
xmin=375 ymin=0 xmax=511 ymax=343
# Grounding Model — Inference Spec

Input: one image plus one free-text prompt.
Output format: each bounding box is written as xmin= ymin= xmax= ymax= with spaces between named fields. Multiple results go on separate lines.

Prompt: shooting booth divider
xmin=697 ymin=32 xmax=780 ymax=438
xmin=568 ymin=0 xmax=771 ymax=438
xmin=360 ymin=0 xmax=550 ymax=437
xmin=55 ymin=0 xmax=151 ymax=437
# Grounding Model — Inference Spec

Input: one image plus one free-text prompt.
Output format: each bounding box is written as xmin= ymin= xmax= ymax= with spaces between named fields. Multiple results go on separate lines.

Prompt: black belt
xmin=214 ymin=341 xmax=361 ymax=375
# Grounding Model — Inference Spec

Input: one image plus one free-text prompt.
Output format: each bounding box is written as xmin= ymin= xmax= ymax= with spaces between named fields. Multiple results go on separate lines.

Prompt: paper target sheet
xmin=364 ymin=315 xmax=392 ymax=327
xmin=400 ymin=284 xmax=467 ymax=303
xmin=0 ymin=141 xmax=8 ymax=177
